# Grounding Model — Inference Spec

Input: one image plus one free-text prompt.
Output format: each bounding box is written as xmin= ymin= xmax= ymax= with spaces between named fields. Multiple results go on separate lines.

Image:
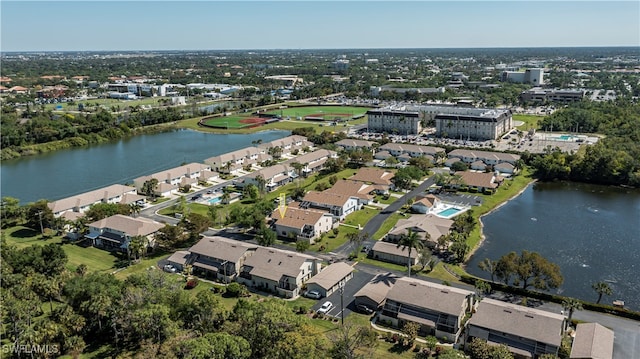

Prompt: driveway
xmin=310 ymin=269 xmax=375 ymax=320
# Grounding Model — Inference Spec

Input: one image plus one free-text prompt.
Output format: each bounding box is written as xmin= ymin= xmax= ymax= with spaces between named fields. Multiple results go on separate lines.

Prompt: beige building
xmin=272 ymin=206 xmax=334 ymax=244
xmin=354 ymin=273 xmax=399 ymax=310
xmin=367 ymin=109 xmax=422 ymax=135
xmin=305 ymin=262 xmax=354 ymax=298
xmin=48 ymin=184 xmax=140 ymax=217
xmin=466 ymin=298 xmax=565 ymax=358
xmin=380 ymin=277 xmax=473 ymax=342
xmin=237 ymin=247 xmax=322 ymax=298
xmin=447 ymin=149 xmax=520 ymax=166
xmin=187 ymin=236 xmax=258 ymax=283
xmin=133 ymin=162 xmax=215 ymax=194
xmin=370 ymin=241 xmax=420 ymax=266
xmin=86 ymin=214 xmax=163 ymax=252
xmin=435 ymin=109 xmax=513 ymax=141
xmin=570 ymin=323 xmax=614 ymax=359
xmin=386 ymin=214 xmax=453 ymax=248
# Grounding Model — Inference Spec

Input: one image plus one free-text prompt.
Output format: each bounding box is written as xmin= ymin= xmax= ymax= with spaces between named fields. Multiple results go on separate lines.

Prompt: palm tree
xmin=397 ymin=229 xmax=424 ymax=277
xmin=128 ymin=235 xmax=146 ymax=263
xmin=222 ymin=161 xmax=233 ymax=174
xmin=592 ymin=281 xmax=613 ymax=304
xmin=221 ymin=191 xmax=231 ymax=204
xmin=562 ymin=298 xmax=583 ymax=331
xmin=255 ymin=175 xmax=267 ymax=195
xmin=129 ymin=202 xmax=142 ymax=218
xmin=142 ymin=178 xmax=159 ymax=199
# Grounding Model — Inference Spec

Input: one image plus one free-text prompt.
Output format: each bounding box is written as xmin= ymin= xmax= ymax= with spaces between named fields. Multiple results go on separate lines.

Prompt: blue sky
xmin=1 ymin=1 xmax=638 ymax=51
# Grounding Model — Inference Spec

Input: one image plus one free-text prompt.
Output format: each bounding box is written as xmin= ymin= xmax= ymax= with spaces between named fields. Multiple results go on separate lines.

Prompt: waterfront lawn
xmin=421 ymin=262 xmax=463 ymax=285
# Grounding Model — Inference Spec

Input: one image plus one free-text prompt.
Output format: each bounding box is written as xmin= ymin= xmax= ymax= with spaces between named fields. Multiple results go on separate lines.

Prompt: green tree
xmin=1 ymin=196 xmax=22 ymax=226
xmin=418 ymin=247 xmax=433 ymax=272
xmin=397 ymin=229 xmax=424 ymax=277
xmin=24 ymin=200 xmax=54 ymax=233
xmin=329 ymin=324 xmax=378 ymax=359
xmin=128 ymin=235 xmax=147 ymax=262
xmin=592 ymin=281 xmax=613 ymax=304
xmin=478 ymin=258 xmax=498 ymax=283
xmin=129 ymin=202 xmax=142 ymax=218
xmin=243 ymin=183 xmax=260 ymax=201
xmin=496 ymin=250 xmax=563 ymax=290
xmin=256 ymin=227 xmax=276 ymax=247
xmin=141 ymin=178 xmax=159 ymax=199
xmin=402 ymin=322 xmax=420 ymax=347
xmin=178 ymin=332 xmax=251 ymax=359
xmin=296 ymin=239 xmax=310 ymax=253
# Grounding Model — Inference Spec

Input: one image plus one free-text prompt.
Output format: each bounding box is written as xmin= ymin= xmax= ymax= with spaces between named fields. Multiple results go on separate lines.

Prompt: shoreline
xmin=462 ymin=178 xmax=538 ymax=268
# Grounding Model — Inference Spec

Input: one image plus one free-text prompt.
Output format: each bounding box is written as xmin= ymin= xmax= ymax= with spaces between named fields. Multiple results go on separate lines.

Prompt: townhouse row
xmin=355 ymin=275 xmax=614 ymax=359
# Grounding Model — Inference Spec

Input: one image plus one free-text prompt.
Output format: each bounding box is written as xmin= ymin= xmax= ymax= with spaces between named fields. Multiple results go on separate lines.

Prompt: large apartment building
xmin=434 ymin=109 xmax=513 ymax=141
xmin=366 ymin=109 xmax=422 ymax=135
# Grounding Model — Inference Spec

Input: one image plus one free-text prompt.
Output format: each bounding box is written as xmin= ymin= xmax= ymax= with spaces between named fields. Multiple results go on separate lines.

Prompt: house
xmin=453 ymin=171 xmax=503 ymax=193
xmin=354 ymin=273 xmax=399 ymax=310
xmin=305 ymin=262 xmax=354 ymax=298
xmin=378 ymin=143 xmax=445 ymax=162
xmin=410 ymin=195 xmax=439 ymax=214
xmin=370 ymin=241 xmax=420 ymax=266
xmin=470 ymin=160 xmax=488 ymax=171
xmin=386 ymin=214 xmax=453 ymax=249
xmin=166 ymin=251 xmax=190 ymax=272
xmin=570 ymin=323 xmax=614 ymax=359
xmin=448 ymin=149 xmax=520 ymax=166
xmin=445 ymin=157 xmax=461 ymax=168
xmin=188 ymin=236 xmax=258 ymax=283
xmin=85 ymin=214 xmax=164 ymax=252
xmin=466 ymin=298 xmax=564 ymax=358
xmin=299 ymin=191 xmax=359 ymax=221
xmin=283 ymin=149 xmax=337 ymax=177
xmin=237 ymin=247 xmax=322 ymax=298
xmin=374 ymin=150 xmax=393 ymax=160
xmin=133 ymin=163 xmax=213 ymax=195
xmin=349 ymin=167 xmax=395 ymax=193
xmin=380 ymin=277 xmax=473 ymax=342
xmin=204 ymin=147 xmax=266 ymax=173
xmin=335 ymin=139 xmax=376 ymax=153
xmin=258 ymin=135 xmax=312 ymax=155
xmin=8 ymin=86 xmax=28 ymax=94
xmin=325 ymin=180 xmax=376 ymax=205
xmin=271 ymin=206 xmax=334 ymax=244
xmin=495 ymin=162 xmax=516 ymax=175
xmin=243 ymin=164 xmax=294 ymax=192
xmin=48 ymin=184 xmax=140 ymax=217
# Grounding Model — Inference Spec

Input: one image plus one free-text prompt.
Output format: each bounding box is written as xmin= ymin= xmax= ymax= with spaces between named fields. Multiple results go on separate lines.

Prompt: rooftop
xmin=88 ymin=214 xmax=164 ymax=237
xmin=189 ymin=236 xmax=257 ymax=263
xmin=306 ymin=262 xmax=354 ymax=290
xmin=386 ymin=277 xmax=472 ymax=316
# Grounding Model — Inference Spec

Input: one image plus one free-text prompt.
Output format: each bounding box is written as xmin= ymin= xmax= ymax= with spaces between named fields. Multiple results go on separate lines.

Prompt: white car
xmin=317 ymin=301 xmax=334 ymax=314
xmin=163 ymin=264 xmax=177 ymax=273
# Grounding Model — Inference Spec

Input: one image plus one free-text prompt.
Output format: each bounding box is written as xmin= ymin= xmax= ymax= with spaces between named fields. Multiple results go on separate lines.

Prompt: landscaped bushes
xmin=185 ymin=277 xmax=199 ymax=289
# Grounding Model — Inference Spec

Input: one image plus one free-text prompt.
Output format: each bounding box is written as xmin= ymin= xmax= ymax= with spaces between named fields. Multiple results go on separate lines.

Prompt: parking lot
xmin=310 ymin=268 xmax=375 ymax=319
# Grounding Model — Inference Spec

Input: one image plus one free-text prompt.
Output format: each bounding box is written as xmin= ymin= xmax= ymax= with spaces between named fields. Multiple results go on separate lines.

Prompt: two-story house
xmin=335 ymin=139 xmax=376 ymax=154
xmin=466 ymin=298 xmax=565 ymax=358
xmin=283 ymin=149 xmax=337 ymax=177
xmin=48 ymin=184 xmax=141 ymax=218
xmin=380 ymin=277 xmax=473 ymax=342
xmin=85 ymin=214 xmax=164 ymax=252
xmin=299 ymin=190 xmax=359 ymax=221
xmin=237 ymin=247 xmax=322 ymax=298
xmin=447 ymin=149 xmax=520 ymax=166
xmin=453 ymin=171 xmax=503 ymax=194
xmin=204 ymin=146 xmax=267 ymax=173
xmin=133 ymin=162 xmax=214 ymax=195
xmin=258 ymin=135 xmax=312 ymax=156
xmin=243 ymin=164 xmax=295 ymax=192
xmin=271 ymin=206 xmax=334 ymax=244
xmin=385 ymin=214 xmax=453 ymax=249
xmin=349 ymin=167 xmax=395 ymax=194
xmin=377 ymin=143 xmax=446 ymax=164
xmin=187 ymin=236 xmax=258 ymax=283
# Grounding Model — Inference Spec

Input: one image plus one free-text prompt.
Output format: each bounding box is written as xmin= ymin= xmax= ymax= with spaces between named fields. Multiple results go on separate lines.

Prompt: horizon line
xmin=2 ymin=45 xmax=639 ymax=54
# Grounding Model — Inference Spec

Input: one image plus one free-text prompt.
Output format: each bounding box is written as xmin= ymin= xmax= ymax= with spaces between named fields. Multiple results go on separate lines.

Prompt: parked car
xmin=361 ymin=244 xmax=371 ymax=253
xmin=317 ymin=301 xmax=334 ymax=314
xmin=306 ymin=290 xmax=322 ymax=299
xmin=163 ymin=264 xmax=177 ymax=273
xmin=356 ymin=304 xmax=374 ymax=315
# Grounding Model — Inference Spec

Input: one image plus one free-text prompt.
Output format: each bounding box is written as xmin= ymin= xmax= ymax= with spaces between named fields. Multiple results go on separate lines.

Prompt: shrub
xmin=185 ymin=278 xmax=199 ymax=289
xmin=226 ymin=282 xmax=246 ymax=297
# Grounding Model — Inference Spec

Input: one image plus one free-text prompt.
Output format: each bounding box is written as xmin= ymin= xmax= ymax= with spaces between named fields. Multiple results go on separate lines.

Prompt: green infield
xmin=265 ymin=106 xmax=370 ymax=121
xmin=202 ymin=114 xmax=267 ymax=128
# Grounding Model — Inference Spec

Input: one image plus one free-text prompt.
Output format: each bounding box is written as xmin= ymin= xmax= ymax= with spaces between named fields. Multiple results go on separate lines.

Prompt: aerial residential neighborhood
xmin=1 ymin=1 xmax=639 ymax=358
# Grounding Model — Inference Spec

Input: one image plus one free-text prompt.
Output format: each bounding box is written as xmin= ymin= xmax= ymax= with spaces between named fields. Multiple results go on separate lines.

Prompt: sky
xmin=1 ymin=1 xmax=639 ymax=52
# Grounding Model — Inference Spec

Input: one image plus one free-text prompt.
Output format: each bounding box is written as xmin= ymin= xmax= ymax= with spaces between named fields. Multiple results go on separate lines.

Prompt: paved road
xmin=310 ymin=269 xmax=375 ymax=320
xmin=332 ymin=177 xmax=436 ymax=258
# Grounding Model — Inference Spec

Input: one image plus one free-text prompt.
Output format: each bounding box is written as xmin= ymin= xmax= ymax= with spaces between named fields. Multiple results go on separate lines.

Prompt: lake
xmin=0 ymin=129 xmax=290 ymax=204
xmin=466 ymin=181 xmax=640 ymax=311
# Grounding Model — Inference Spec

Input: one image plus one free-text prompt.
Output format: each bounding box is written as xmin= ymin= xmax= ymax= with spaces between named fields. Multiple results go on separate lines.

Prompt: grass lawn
xmin=372 ymin=213 xmax=404 ymax=240
xmin=265 ymin=106 xmax=370 ymax=119
xmin=374 ymin=194 xmax=397 ymax=205
xmin=421 ymin=262 xmax=463 ymax=285
xmin=513 ymin=114 xmax=545 ymax=130
xmin=4 ymin=226 xmax=119 ymax=273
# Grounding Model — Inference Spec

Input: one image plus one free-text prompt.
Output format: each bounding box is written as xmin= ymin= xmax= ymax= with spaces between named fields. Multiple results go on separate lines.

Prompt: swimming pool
xmin=209 ymin=197 xmax=222 ymax=204
xmin=437 ymin=207 xmax=462 ymax=217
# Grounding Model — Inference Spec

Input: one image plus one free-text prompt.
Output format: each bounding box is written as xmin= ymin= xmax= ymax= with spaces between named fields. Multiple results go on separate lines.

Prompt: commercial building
xmin=366 ymin=109 xmax=422 ymax=135
xmin=502 ymin=68 xmax=544 ymax=85
xmin=434 ymin=109 xmax=513 ymax=141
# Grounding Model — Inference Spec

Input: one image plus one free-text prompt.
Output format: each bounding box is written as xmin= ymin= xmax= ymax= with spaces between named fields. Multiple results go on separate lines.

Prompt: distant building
xmin=434 ymin=109 xmax=513 ymax=141
xmin=334 ymin=59 xmax=350 ymax=70
xmin=521 ymin=88 xmax=585 ymax=104
xmin=502 ymin=68 xmax=544 ymax=85
xmin=366 ymin=109 xmax=422 ymax=135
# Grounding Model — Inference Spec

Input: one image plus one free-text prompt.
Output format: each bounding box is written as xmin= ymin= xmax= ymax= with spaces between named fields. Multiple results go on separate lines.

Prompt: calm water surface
xmin=1 ymin=129 xmax=289 ymax=204
xmin=467 ymin=181 xmax=640 ymax=311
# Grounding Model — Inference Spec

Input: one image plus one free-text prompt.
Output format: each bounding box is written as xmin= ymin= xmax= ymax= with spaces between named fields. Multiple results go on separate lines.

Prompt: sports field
xmin=201 ymin=105 xmax=371 ymax=129
xmin=265 ymin=106 xmax=370 ymax=120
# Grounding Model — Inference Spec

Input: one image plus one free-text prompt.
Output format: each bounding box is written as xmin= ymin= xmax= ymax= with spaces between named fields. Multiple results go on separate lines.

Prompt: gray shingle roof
xmin=306 ymin=262 xmax=354 ymax=290
xmin=469 ymin=298 xmax=564 ymax=347
xmin=570 ymin=323 xmax=614 ymax=359
xmin=386 ymin=277 xmax=472 ymax=316
xmin=189 ymin=236 xmax=257 ymax=263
